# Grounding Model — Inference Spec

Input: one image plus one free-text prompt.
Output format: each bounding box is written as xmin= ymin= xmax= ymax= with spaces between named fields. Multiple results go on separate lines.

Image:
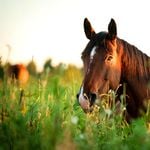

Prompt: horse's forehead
xmin=91 ymin=32 xmax=107 ymax=47
xmin=82 ymin=32 xmax=108 ymax=58
xmin=90 ymin=46 xmax=97 ymax=58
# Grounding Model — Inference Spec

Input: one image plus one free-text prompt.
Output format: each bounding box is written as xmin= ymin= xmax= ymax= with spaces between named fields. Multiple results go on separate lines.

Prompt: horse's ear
xmin=108 ymin=18 xmax=117 ymax=40
xmin=84 ymin=18 xmax=96 ymax=40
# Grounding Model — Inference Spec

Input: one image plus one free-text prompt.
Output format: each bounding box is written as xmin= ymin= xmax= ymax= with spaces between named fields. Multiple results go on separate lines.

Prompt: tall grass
xmin=0 ymin=65 xmax=150 ymax=150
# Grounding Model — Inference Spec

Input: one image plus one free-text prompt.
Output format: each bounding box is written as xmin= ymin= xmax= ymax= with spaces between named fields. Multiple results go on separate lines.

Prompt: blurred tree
xmin=54 ymin=63 xmax=66 ymax=75
xmin=27 ymin=59 xmax=37 ymax=76
xmin=62 ymin=65 xmax=82 ymax=85
xmin=43 ymin=58 xmax=54 ymax=73
xmin=0 ymin=57 xmax=4 ymax=80
xmin=0 ymin=66 xmax=4 ymax=80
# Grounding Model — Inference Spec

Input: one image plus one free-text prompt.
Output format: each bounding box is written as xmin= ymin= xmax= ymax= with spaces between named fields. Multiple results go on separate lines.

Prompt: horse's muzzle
xmin=77 ymin=92 xmax=97 ymax=113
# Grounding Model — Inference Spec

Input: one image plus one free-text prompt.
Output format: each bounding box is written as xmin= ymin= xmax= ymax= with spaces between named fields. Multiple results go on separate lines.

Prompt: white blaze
xmin=79 ymin=47 xmax=97 ymax=110
xmin=87 ymin=46 xmax=97 ymax=73
xmin=78 ymin=86 xmax=89 ymax=110
xmin=90 ymin=46 xmax=97 ymax=60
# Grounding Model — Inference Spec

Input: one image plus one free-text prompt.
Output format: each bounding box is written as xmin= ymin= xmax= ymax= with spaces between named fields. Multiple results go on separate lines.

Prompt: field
xmin=1 ymin=64 xmax=150 ymax=150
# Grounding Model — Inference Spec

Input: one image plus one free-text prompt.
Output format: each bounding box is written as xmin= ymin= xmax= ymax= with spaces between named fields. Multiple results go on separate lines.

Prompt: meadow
xmin=0 ymin=63 xmax=150 ymax=150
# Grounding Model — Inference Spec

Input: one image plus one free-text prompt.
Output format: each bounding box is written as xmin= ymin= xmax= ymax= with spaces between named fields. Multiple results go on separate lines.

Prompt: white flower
xmin=105 ymin=109 xmax=112 ymax=116
xmin=79 ymin=134 xmax=84 ymax=139
xmin=71 ymin=116 xmax=79 ymax=124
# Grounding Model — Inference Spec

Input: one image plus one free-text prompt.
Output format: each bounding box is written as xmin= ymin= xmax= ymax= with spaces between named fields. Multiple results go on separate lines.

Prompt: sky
xmin=0 ymin=0 xmax=150 ymax=71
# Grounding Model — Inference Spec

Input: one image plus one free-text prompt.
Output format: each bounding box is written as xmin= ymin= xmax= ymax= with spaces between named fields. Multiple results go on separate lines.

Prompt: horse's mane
xmin=120 ymin=39 xmax=150 ymax=81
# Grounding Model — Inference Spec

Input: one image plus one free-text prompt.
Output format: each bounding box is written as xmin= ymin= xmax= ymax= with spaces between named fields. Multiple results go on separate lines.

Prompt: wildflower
xmin=123 ymin=107 xmax=126 ymax=111
xmin=38 ymin=112 xmax=41 ymax=120
xmin=104 ymin=109 xmax=112 ymax=116
xmin=46 ymin=106 xmax=50 ymax=117
xmin=79 ymin=134 xmax=84 ymax=139
xmin=71 ymin=116 xmax=79 ymax=124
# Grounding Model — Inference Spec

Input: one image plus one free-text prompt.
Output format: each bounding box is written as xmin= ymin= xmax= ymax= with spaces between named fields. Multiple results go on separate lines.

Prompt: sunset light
xmin=0 ymin=0 xmax=150 ymax=71
xmin=1 ymin=1 xmax=150 ymax=148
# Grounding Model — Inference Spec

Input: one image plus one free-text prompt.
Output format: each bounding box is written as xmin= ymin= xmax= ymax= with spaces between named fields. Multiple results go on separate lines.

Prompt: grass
xmin=0 ymin=65 xmax=150 ymax=150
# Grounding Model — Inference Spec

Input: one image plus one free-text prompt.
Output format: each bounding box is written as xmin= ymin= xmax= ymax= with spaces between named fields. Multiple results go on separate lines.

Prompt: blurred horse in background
xmin=8 ymin=64 xmax=29 ymax=85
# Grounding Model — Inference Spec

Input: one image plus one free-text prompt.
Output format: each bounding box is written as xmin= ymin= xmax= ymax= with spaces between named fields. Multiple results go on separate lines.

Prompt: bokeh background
xmin=0 ymin=0 xmax=150 ymax=71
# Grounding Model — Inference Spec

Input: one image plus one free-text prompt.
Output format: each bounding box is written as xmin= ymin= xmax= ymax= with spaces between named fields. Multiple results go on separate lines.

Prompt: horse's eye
xmin=106 ymin=55 xmax=113 ymax=61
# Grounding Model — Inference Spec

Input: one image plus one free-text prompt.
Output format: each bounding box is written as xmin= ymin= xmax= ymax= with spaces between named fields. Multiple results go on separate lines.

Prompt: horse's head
xmin=77 ymin=18 xmax=123 ymax=112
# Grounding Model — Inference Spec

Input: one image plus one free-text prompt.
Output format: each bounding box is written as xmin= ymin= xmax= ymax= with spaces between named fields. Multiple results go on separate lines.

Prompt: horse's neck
xmin=121 ymin=39 xmax=150 ymax=80
xmin=121 ymin=39 xmax=150 ymax=98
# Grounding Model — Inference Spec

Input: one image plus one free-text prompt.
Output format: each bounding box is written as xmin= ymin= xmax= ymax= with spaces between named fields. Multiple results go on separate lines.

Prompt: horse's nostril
xmin=90 ymin=93 xmax=97 ymax=105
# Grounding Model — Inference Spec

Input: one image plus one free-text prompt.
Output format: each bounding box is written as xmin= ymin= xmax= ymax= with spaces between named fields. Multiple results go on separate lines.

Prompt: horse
xmin=8 ymin=64 xmax=29 ymax=85
xmin=77 ymin=18 xmax=150 ymax=121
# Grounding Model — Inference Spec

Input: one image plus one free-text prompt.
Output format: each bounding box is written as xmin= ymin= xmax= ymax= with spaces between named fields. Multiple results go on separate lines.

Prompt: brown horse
xmin=8 ymin=64 xmax=29 ymax=85
xmin=77 ymin=18 xmax=150 ymax=121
